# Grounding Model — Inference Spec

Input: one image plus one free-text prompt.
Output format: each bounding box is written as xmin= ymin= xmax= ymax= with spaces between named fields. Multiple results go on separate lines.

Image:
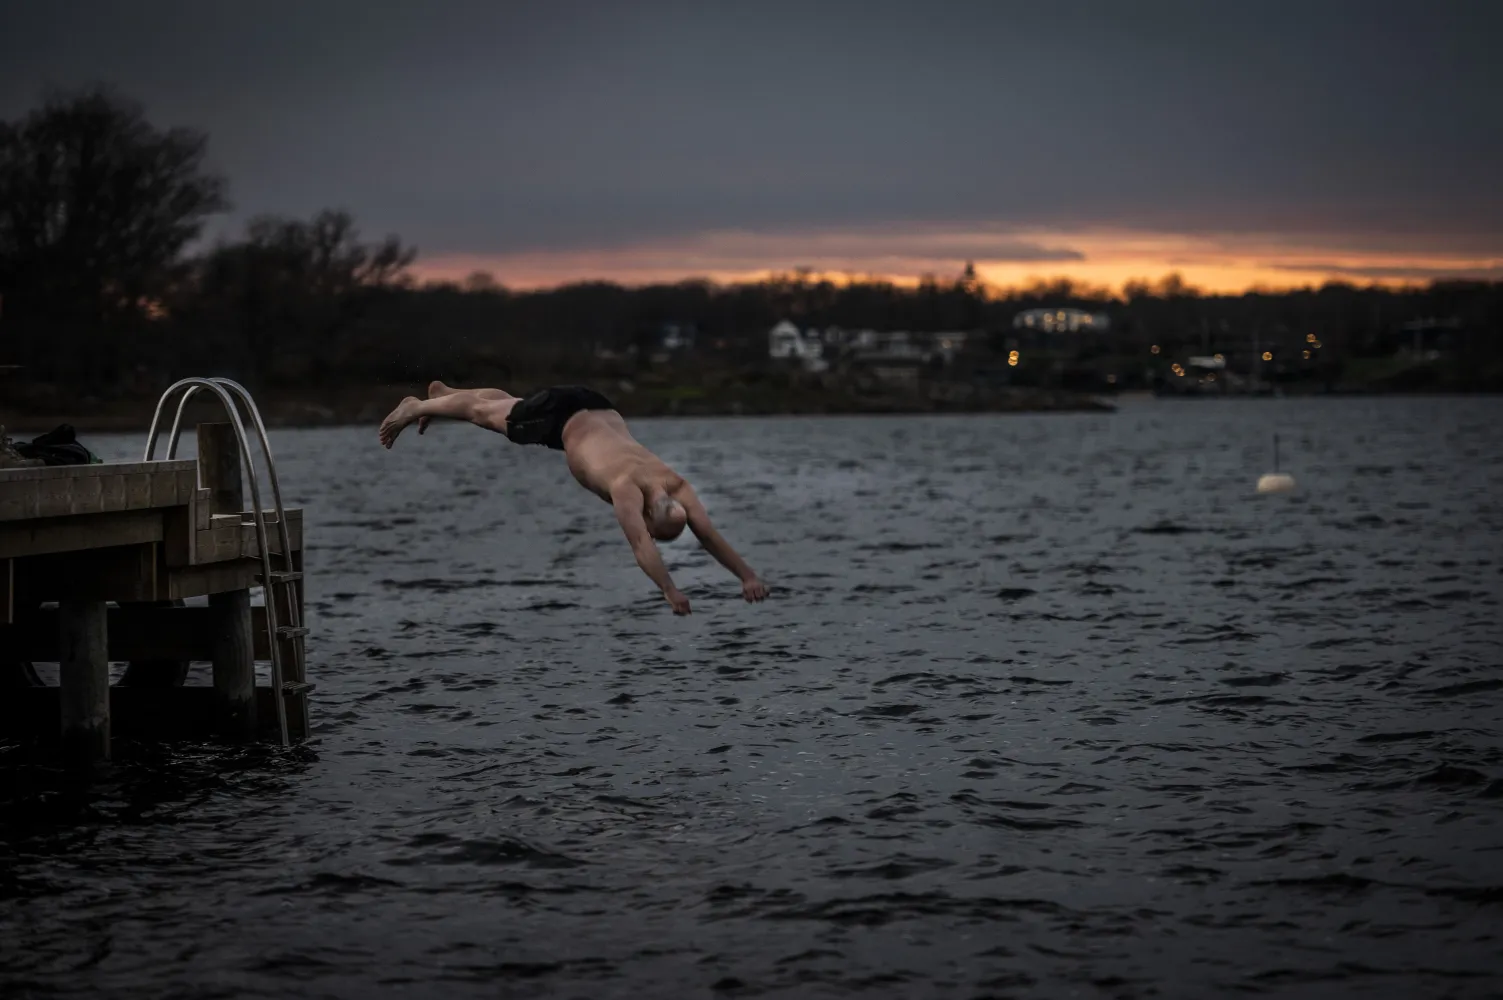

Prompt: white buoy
xmin=1256 ymin=432 xmax=1296 ymax=493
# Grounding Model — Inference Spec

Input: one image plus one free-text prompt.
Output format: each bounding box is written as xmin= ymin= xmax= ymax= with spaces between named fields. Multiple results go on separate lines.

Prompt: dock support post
xmin=199 ymin=422 xmax=245 ymax=516
xmin=199 ymin=422 xmax=257 ymax=738
xmin=58 ymin=600 xmax=109 ymax=763
xmin=210 ymin=589 xmax=256 ymax=738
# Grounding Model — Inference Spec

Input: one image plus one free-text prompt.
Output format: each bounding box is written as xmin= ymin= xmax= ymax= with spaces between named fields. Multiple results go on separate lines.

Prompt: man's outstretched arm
xmin=612 ymin=482 xmax=692 ymax=615
xmin=676 ymin=485 xmax=768 ymax=602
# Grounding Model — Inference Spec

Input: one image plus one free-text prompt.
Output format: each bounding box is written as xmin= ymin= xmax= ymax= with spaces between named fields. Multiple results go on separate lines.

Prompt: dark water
xmin=4 ymin=397 xmax=1502 ymax=999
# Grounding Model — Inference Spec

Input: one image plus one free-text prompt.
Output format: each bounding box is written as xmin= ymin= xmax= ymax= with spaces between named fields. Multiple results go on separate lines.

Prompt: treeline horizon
xmin=415 ymin=263 xmax=1481 ymax=306
xmin=3 ymin=87 xmax=1501 ymax=398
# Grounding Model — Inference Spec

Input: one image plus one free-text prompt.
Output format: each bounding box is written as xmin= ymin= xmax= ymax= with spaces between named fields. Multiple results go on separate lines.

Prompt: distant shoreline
xmin=3 ymin=388 xmax=1113 ymax=435
xmin=5 ymin=385 xmax=1499 ymax=437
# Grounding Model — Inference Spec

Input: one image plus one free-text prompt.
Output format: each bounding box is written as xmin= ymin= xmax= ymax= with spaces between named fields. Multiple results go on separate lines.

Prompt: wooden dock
xmin=0 ymin=422 xmax=310 ymax=759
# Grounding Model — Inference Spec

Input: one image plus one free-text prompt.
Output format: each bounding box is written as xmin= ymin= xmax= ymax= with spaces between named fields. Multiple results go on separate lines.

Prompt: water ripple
xmin=3 ymin=398 xmax=1502 ymax=998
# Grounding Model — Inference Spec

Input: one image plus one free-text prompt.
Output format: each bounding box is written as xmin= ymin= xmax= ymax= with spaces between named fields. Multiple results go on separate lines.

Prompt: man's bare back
xmin=558 ymin=408 xmax=681 ymax=503
xmin=379 ymin=381 xmax=768 ymax=615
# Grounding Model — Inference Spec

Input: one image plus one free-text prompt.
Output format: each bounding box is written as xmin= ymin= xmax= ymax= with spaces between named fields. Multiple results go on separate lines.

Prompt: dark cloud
xmin=1274 ymin=262 xmax=1503 ymax=281
xmin=969 ymin=244 xmax=1083 ymax=263
xmin=3 ymin=0 xmax=1499 ymax=257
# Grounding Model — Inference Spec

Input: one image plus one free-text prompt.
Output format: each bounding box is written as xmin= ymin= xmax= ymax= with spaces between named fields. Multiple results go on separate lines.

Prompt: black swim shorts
xmin=505 ymin=385 xmax=615 ymax=450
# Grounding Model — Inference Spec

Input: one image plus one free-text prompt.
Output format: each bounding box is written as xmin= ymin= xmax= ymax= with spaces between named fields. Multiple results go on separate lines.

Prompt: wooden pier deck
xmin=0 ymin=423 xmax=310 ymax=758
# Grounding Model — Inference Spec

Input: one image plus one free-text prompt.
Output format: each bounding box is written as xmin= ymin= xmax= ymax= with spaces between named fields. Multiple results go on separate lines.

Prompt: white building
xmin=771 ymin=322 xmax=973 ymax=371
xmin=768 ymin=321 xmax=828 ymax=372
xmin=1012 ymin=308 xmax=1110 ymax=334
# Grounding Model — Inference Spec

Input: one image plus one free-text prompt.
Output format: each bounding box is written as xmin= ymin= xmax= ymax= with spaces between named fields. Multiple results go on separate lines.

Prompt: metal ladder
xmin=143 ymin=378 xmax=308 ymax=746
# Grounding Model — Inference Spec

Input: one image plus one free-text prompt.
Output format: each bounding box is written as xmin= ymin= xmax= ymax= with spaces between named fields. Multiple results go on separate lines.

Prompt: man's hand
xmin=742 ymin=577 xmax=768 ymax=602
xmin=666 ymin=589 xmax=692 ymax=615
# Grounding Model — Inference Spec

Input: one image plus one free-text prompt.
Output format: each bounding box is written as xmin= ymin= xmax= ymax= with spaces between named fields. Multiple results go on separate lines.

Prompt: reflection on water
xmin=4 ymin=397 xmax=1502 ymax=998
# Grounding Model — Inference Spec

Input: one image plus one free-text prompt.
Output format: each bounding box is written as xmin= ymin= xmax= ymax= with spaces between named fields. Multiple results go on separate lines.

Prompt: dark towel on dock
xmin=15 ymin=425 xmax=101 ymax=467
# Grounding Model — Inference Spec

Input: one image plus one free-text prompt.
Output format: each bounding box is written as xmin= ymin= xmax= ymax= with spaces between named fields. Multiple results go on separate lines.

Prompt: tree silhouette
xmin=0 ymin=86 xmax=227 ymax=388
xmin=185 ymin=210 xmax=415 ymax=384
xmin=462 ymin=270 xmax=503 ymax=294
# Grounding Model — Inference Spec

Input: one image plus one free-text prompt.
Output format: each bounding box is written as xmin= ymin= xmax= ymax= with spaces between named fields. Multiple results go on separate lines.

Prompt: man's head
xmin=647 ymin=492 xmax=687 ymax=541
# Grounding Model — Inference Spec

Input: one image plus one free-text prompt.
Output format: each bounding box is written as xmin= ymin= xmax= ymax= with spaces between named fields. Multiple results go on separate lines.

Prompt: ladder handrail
xmin=211 ymin=379 xmax=299 ymax=615
xmin=152 ymin=380 xmax=299 ymax=597
xmin=143 ymin=378 xmax=290 ymax=746
xmin=163 ymin=385 xmax=203 ymax=463
xmin=206 ymin=381 xmax=306 ymax=688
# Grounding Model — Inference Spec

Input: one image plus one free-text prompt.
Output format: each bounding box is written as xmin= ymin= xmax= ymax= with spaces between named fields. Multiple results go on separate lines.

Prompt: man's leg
xmin=379 ymin=392 xmax=515 ymax=448
xmin=428 ymin=380 xmax=515 ymax=401
xmin=421 ymin=381 xmax=515 ymax=432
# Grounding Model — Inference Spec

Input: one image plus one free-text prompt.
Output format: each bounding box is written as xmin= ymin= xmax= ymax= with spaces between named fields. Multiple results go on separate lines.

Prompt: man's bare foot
xmin=379 ymin=396 xmax=422 ymax=449
xmin=419 ymin=381 xmax=457 ymax=433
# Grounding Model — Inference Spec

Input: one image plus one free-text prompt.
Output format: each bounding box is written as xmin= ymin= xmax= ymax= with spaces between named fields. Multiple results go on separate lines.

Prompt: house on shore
xmin=1012 ymin=307 xmax=1111 ymax=337
xmin=768 ymin=320 xmax=828 ymax=372
xmin=768 ymin=321 xmax=972 ymax=378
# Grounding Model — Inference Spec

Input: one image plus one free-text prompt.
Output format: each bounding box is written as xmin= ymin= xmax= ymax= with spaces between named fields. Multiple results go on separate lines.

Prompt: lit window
xmin=1303 ymin=350 xmax=1311 ymax=359
xmin=1262 ymin=351 xmax=1273 ymax=361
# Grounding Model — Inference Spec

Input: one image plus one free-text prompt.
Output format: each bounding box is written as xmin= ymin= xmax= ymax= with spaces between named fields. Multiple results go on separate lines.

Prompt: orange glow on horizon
xmin=409 ymin=225 xmax=1503 ymax=295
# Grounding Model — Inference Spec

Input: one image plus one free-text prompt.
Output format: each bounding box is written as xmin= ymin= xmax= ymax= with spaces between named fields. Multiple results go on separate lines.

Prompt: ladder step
xmin=281 ymin=681 xmax=316 ymax=695
xmin=277 ymin=626 xmax=310 ymax=639
xmin=260 ymin=570 xmax=304 ymax=583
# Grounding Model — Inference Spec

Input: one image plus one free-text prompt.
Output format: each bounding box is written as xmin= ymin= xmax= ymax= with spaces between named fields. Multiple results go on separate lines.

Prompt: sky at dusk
xmin=3 ymin=0 xmax=1500 ymax=292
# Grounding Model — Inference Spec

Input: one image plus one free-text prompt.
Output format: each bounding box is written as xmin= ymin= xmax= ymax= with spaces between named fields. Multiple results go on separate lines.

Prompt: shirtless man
xmin=378 ymin=382 xmax=768 ymax=615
